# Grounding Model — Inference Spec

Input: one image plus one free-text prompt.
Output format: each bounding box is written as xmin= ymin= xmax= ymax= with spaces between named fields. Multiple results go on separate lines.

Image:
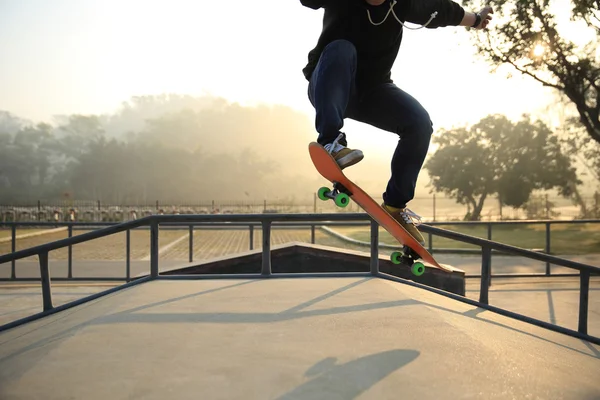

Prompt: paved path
xmin=1 ymin=277 xmax=599 ymax=399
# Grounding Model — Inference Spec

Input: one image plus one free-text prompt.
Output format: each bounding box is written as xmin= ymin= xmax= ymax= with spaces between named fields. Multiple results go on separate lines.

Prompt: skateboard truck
xmin=317 ymin=181 xmax=427 ymax=277
xmin=390 ymin=245 xmax=426 ymax=276
xmin=318 ymin=183 xmax=427 ymax=277
xmin=317 ymin=182 xmax=352 ymax=208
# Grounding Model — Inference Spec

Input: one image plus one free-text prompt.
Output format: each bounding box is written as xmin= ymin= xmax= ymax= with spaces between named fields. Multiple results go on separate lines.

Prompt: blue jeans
xmin=307 ymin=39 xmax=433 ymax=209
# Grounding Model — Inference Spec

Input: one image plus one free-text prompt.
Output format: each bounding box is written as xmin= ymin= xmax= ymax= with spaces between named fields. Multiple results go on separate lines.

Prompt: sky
xmin=0 ymin=0 xmax=572 ymax=155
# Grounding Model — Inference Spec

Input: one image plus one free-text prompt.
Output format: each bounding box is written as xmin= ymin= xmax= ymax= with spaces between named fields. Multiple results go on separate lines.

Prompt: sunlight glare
xmin=533 ymin=44 xmax=546 ymax=58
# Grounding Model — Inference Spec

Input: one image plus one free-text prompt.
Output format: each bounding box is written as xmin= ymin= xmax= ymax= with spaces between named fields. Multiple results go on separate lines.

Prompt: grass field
xmin=330 ymin=223 xmax=600 ymax=255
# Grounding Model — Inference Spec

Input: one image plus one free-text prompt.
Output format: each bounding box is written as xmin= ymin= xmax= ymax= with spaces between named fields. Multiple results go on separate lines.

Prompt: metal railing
xmin=424 ymin=219 xmax=599 ymax=276
xmin=2 ymin=219 xmax=598 ymax=281
xmin=0 ymin=213 xmax=598 ymax=345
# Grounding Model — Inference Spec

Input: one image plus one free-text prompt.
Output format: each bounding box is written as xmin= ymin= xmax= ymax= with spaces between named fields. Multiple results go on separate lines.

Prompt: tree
xmin=463 ymin=0 xmax=600 ymax=143
xmin=0 ymin=123 xmax=55 ymax=202
xmin=0 ymin=110 xmax=29 ymax=135
xmin=562 ymin=113 xmax=600 ymax=216
xmin=424 ymin=114 xmax=579 ymax=220
xmin=0 ymin=95 xmax=321 ymax=203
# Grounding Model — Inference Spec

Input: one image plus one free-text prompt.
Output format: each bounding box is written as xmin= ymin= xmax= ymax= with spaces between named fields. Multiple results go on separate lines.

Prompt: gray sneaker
xmin=324 ymin=134 xmax=364 ymax=169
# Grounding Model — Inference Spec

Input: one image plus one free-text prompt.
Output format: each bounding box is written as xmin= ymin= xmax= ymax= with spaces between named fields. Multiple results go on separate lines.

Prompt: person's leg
xmin=350 ymin=82 xmax=433 ymax=207
xmin=307 ymin=40 xmax=363 ymax=168
xmin=348 ymin=83 xmax=433 ymax=244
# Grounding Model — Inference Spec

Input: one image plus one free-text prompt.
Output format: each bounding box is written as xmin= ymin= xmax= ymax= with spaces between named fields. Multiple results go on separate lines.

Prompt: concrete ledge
xmin=158 ymin=242 xmax=465 ymax=296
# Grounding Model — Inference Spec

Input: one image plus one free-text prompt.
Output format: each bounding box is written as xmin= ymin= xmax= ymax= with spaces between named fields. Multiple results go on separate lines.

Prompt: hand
xmin=474 ymin=6 xmax=493 ymax=30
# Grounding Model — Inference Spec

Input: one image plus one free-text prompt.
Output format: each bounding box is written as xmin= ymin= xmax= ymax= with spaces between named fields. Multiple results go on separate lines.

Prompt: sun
xmin=533 ymin=44 xmax=546 ymax=58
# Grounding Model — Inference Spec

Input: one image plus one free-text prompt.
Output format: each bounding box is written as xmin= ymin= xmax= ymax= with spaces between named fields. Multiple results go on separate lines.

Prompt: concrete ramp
xmin=1 ymin=277 xmax=599 ymax=399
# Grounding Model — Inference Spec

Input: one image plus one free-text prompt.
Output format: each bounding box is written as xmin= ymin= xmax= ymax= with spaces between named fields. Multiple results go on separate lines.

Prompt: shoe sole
xmin=337 ymin=150 xmax=364 ymax=170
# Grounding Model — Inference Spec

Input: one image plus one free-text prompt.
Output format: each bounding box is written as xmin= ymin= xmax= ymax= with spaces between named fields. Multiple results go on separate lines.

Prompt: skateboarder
xmin=301 ymin=0 xmax=493 ymax=244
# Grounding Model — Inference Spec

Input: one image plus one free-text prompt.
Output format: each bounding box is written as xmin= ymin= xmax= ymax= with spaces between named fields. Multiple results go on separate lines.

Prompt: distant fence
xmin=1 ymin=193 xmax=599 ymax=222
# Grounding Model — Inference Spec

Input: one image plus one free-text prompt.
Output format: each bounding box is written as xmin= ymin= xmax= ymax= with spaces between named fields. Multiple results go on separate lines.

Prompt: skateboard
xmin=308 ymin=142 xmax=453 ymax=276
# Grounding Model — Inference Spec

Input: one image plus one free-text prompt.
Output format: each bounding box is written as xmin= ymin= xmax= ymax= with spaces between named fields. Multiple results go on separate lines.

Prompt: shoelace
xmin=324 ymin=133 xmax=346 ymax=154
xmin=399 ymin=208 xmax=423 ymax=226
xmin=366 ymin=0 xmax=438 ymax=30
xmin=324 ymin=134 xmax=422 ymax=228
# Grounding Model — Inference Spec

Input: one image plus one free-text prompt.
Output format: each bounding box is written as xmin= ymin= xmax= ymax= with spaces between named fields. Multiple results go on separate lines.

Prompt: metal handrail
xmin=3 ymin=215 xmax=597 ymax=272
xmin=0 ymin=213 xmax=598 ymax=344
xmin=4 ymin=218 xmax=599 ymax=226
xmin=0 ymin=214 xmax=370 ymax=264
xmin=0 ymin=217 xmax=150 ymax=263
xmin=419 ymin=225 xmax=598 ymax=273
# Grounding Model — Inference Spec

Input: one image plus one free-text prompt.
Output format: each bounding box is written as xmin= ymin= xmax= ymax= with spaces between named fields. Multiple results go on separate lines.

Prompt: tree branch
xmin=575 ymin=102 xmax=600 ymax=142
xmin=579 ymin=8 xmax=600 ymax=33
xmin=483 ymin=30 xmax=565 ymax=90
xmin=504 ymin=58 xmax=564 ymax=90
xmin=531 ymin=1 xmax=573 ymax=72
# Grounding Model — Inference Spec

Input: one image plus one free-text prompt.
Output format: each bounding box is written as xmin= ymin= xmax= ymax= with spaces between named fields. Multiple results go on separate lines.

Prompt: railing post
xmin=249 ymin=225 xmax=254 ymax=250
xmin=150 ymin=220 xmax=159 ymax=278
xmin=189 ymin=225 xmax=193 ymax=263
xmin=126 ymin=229 xmax=131 ymax=282
xmin=261 ymin=220 xmax=271 ymax=276
xmin=68 ymin=224 xmax=73 ymax=278
xmin=479 ymin=246 xmax=492 ymax=304
xmin=579 ymin=270 xmax=590 ymax=334
xmin=39 ymin=251 xmax=53 ymax=311
xmin=545 ymin=222 xmax=551 ymax=276
xmin=370 ymin=218 xmax=379 ymax=274
xmin=311 ymin=224 xmax=316 ymax=244
xmin=11 ymin=224 xmax=16 ymax=279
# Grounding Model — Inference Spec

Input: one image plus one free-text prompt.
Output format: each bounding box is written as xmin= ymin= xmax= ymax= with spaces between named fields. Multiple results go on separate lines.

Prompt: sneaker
xmin=382 ymin=204 xmax=425 ymax=246
xmin=324 ymin=133 xmax=364 ymax=169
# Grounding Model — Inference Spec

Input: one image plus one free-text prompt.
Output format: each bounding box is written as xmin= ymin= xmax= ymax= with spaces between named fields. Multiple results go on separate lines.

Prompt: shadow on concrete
xmin=0 ymin=280 xmax=260 ymax=382
xmin=93 ymin=281 xmax=600 ymax=359
xmin=582 ymin=340 xmax=600 ymax=358
xmin=547 ymin=290 xmax=557 ymax=325
xmin=119 ymin=279 xmax=258 ymax=315
xmin=276 ymin=350 xmax=420 ymax=400
xmin=419 ymin=301 xmax=600 ymax=360
xmin=1 ymin=276 xmax=598 ymax=384
xmin=97 ymin=299 xmax=420 ymax=324
xmin=280 ymin=278 xmax=370 ymax=314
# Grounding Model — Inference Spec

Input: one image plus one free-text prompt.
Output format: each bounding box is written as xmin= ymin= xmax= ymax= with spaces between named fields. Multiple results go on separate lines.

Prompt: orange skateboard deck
xmin=309 ymin=142 xmax=452 ymax=275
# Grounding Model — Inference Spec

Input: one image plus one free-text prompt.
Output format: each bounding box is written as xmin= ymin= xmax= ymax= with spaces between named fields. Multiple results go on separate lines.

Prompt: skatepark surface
xmin=1 ymin=277 xmax=599 ymax=399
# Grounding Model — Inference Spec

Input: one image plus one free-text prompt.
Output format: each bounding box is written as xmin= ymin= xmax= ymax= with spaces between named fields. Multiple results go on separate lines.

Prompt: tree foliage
xmin=0 ymin=95 xmax=320 ymax=204
xmin=463 ymin=0 xmax=600 ymax=143
xmin=424 ymin=114 xmax=579 ymax=220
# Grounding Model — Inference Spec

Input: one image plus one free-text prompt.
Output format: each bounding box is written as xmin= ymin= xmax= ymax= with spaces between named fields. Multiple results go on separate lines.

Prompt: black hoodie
xmin=301 ymin=0 xmax=465 ymax=90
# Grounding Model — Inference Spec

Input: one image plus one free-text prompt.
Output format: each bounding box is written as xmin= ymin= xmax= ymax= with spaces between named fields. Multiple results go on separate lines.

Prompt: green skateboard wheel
xmin=334 ymin=192 xmax=350 ymax=207
xmin=318 ymin=187 xmax=330 ymax=201
xmin=390 ymin=251 xmax=402 ymax=265
xmin=411 ymin=262 xmax=425 ymax=276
